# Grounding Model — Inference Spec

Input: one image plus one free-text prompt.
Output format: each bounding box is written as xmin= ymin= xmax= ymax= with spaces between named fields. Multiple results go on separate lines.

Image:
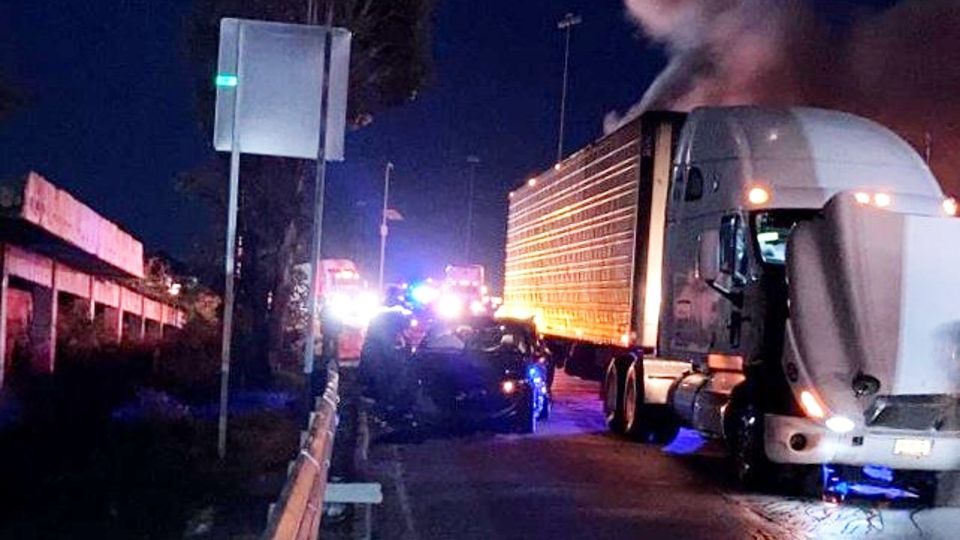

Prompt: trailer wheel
xmin=623 ymin=359 xmax=680 ymax=443
xmin=602 ymin=356 xmax=631 ymax=434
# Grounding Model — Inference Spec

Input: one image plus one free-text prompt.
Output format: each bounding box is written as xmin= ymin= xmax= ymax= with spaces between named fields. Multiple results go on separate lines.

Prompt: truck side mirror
xmin=698 ymin=229 xmax=720 ymax=282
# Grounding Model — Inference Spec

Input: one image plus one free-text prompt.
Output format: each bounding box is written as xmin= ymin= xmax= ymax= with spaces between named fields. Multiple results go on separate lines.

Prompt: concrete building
xmin=0 ymin=172 xmax=186 ymax=386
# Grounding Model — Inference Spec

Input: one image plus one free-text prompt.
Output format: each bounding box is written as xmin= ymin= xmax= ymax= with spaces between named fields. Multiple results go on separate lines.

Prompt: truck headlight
xmin=825 ymin=416 xmax=856 ymax=434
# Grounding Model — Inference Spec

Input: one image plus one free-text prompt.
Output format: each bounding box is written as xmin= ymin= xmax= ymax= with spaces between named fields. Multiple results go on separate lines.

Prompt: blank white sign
xmin=213 ymin=18 xmax=351 ymax=161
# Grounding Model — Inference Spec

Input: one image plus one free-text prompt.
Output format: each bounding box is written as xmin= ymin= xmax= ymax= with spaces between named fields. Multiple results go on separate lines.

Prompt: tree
xmin=181 ymin=0 xmax=436 ymax=385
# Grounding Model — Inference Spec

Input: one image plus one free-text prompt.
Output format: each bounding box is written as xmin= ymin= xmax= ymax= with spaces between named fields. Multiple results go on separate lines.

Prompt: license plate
xmin=893 ymin=438 xmax=932 ymax=457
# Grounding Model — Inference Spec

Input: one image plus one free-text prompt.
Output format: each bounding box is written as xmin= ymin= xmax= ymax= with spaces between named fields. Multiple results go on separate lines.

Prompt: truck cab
xmin=651 ymin=107 xmax=960 ymax=489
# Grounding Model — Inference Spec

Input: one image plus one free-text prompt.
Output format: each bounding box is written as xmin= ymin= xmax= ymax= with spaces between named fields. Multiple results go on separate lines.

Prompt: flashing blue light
xmin=822 ymin=463 xmax=919 ymax=502
xmin=662 ymin=428 xmax=706 ymax=454
xmin=862 ymin=464 xmax=894 ymax=483
xmin=848 ymin=483 xmax=919 ymax=499
xmin=410 ymin=283 xmax=439 ymax=305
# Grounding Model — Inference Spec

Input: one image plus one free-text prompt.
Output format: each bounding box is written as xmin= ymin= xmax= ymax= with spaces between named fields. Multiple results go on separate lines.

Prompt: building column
xmin=30 ymin=280 xmax=57 ymax=374
xmin=0 ymin=244 xmax=8 ymax=388
xmin=102 ymin=306 xmax=122 ymax=344
xmin=87 ymin=279 xmax=96 ymax=321
xmin=159 ymin=306 xmax=166 ymax=340
xmin=139 ymin=297 xmax=146 ymax=340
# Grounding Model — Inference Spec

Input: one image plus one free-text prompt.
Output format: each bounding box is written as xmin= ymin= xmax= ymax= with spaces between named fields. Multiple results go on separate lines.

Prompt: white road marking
xmin=390 ymin=445 xmax=420 ymax=540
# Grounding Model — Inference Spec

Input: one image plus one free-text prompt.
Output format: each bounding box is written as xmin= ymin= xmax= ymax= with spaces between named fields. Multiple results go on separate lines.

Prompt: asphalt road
xmin=363 ymin=373 xmax=960 ymax=540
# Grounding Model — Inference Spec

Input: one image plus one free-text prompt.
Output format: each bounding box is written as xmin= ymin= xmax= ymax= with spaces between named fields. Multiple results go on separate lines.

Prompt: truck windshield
xmin=752 ymin=211 xmax=817 ymax=265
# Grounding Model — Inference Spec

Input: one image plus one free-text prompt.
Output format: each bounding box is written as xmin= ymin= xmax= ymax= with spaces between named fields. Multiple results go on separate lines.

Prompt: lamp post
xmin=377 ymin=162 xmax=394 ymax=293
xmin=465 ymin=155 xmax=481 ymax=262
xmin=556 ymin=13 xmax=582 ymax=165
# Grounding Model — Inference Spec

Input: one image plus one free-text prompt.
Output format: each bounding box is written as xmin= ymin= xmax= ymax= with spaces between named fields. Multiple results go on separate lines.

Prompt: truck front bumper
xmin=765 ymin=414 xmax=960 ymax=471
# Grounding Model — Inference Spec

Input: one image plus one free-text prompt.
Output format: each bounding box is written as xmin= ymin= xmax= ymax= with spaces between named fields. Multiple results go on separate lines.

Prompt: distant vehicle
xmin=501 ymin=106 xmax=960 ymax=502
xmin=437 ymin=264 xmax=490 ymax=319
xmin=315 ymin=259 xmax=379 ymax=360
xmin=411 ymin=317 xmax=550 ymax=433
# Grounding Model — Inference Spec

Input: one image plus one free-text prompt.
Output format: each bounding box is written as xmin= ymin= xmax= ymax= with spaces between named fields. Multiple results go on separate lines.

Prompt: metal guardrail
xmin=262 ymin=361 xmax=340 ymax=540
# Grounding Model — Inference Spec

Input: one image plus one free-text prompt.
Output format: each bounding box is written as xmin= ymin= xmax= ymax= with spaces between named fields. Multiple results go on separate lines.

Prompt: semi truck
xmin=501 ymin=106 xmax=960 ymax=500
xmin=443 ymin=264 xmax=489 ymax=316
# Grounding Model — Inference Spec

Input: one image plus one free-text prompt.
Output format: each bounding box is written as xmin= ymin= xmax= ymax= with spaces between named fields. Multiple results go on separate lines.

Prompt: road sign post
xmin=213 ymin=18 xmax=351 ymax=458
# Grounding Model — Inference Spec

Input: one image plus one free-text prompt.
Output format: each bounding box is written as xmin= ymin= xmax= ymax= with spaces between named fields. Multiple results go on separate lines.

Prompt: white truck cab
xmin=655 ymin=106 xmax=960 ymax=489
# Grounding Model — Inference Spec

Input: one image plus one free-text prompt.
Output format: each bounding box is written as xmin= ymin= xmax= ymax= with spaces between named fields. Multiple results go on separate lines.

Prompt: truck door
xmin=662 ymin=165 xmax=719 ymax=357
xmin=711 ymin=213 xmax=750 ymax=353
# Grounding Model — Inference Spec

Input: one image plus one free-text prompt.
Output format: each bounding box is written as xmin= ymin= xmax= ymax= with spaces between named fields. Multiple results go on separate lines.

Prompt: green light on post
xmin=215 ymin=74 xmax=239 ymax=88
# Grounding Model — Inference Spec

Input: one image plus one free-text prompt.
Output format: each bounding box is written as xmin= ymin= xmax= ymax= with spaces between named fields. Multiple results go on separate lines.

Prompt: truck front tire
xmin=725 ymin=391 xmax=773 ymax=490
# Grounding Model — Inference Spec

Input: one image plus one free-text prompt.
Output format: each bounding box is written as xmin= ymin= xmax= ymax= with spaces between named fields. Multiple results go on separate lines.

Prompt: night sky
xmin=1 ymin=1 xmax=897 ymax=289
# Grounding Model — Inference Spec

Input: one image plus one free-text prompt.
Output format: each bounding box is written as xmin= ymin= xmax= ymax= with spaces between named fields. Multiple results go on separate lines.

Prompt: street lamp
xmin=556 ymin=13 xmax=582 ymax=165
xmin=377 ymin=162 xmax=394 ymax=293
xmin=465 ymin=155 xmax=481 ymax=262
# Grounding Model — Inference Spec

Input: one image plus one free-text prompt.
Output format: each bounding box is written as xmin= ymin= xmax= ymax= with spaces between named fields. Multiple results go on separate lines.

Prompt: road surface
xmin=362 ymin=373 xmax=959 ymax=539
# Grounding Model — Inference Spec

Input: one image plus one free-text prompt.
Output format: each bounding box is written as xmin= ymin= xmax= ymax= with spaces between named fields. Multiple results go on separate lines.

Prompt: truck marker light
xmin=800 ymin=390 xmax=826 ymax=418
xmin=214 ymin=73 xmax=238 ymax=87
xmin=873 ymin=193 xmax=892 ymax=207
xmin=826 ymin=416 xmax=856 ymax=434
xmin=747 ymin=186 xmax=771 ymax=205
xmin=854 ymin=192 xmax=871 ymax=205
xmin=527 ymin=178 xmax=537 ymax=187
xmin=943 ymin=197 xmax=958 ymax=216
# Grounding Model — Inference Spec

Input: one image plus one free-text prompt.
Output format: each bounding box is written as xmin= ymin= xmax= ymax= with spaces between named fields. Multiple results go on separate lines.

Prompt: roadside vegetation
xmin=0 ymin=315 xmax=302 ymax=539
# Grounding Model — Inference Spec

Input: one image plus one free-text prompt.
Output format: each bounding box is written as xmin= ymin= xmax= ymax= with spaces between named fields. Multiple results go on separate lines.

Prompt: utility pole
xmin=378 ymin=162 xmax=394 ymax=294
xmin=465 ymin=155 xmax=480 ymax=262
xmin=556 ymin=13 xmax=582 ymax=165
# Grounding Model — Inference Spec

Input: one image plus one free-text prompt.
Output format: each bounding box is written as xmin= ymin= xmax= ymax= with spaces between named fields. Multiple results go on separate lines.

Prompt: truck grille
xmin=864 ymin=395 xmax=960 ymax=431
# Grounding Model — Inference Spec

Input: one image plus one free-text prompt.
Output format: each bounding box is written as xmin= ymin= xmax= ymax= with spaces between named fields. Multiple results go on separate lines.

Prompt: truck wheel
xmin=727 ymin=398 xmax=772 ymax=490
xmin=623 ymin=360 xmax=680 ymax=443
xmin=602 ymin=356 xmax=631 ymax=434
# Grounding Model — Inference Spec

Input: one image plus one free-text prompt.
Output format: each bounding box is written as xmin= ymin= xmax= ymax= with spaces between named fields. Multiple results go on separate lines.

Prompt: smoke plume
xmin=611 ymin=0 xmax=960 ymax=195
